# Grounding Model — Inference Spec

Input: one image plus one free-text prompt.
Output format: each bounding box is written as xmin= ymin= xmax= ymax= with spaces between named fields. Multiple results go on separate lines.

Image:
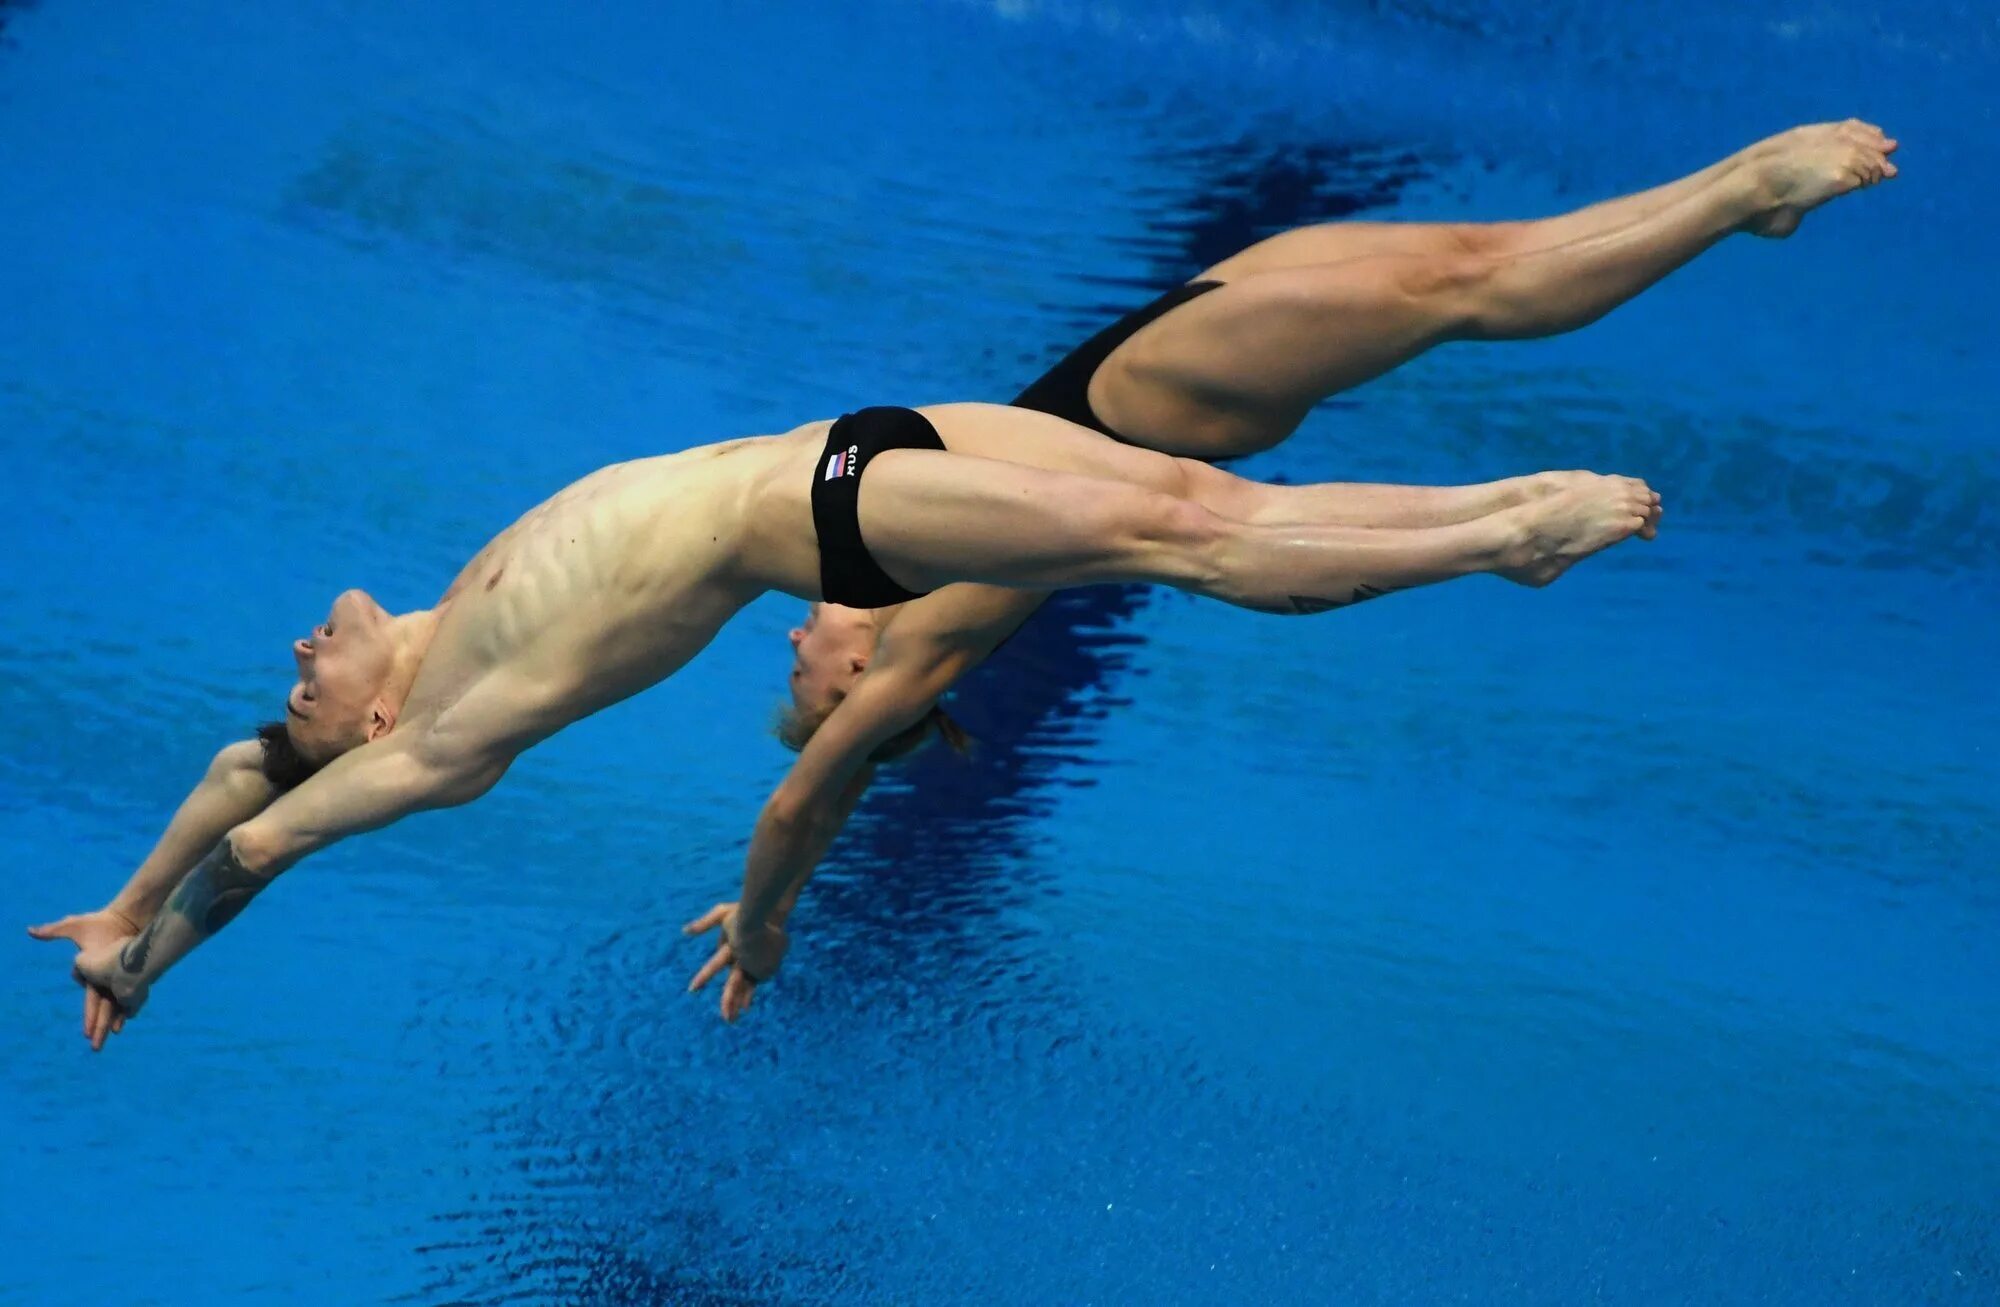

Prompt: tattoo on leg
xmin=1282 ymin=583 xmax=1397 ymax=615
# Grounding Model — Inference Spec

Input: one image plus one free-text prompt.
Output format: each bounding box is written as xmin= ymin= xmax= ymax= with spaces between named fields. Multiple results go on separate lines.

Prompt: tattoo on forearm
xmin=116 ymin=840 xmax=267 ymax=980
xmin=1273 ymin=583 xmax=1398 ymax=615
xmin=118 ymin=926 xmax=153 ymax=976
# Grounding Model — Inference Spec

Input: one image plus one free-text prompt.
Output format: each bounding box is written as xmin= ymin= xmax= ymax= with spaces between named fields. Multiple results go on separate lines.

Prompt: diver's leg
xmin=1196 ymin=119 xmax=1895 ymax=279
xmin=925 ymin=401 xmax=1547 ymax=530
xmin=1096 ymin=125 xmax=1897 ymax=456
xmin=856 ymin=445 xmax=1656 ymax=604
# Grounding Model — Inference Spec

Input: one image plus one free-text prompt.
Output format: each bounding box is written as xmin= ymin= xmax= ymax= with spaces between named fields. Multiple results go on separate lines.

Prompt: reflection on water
xmin=286 ymin=120 xmax=752 ymax=299
xmin=1141 ymin=138 xmax=1426 ymax=279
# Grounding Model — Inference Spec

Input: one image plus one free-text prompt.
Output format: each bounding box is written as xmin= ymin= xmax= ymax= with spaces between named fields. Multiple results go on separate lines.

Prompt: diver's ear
xmin=365 ymin=700 xmax=396 ymax=742
xmin=850 ymin=653 xmax=868 ymax=675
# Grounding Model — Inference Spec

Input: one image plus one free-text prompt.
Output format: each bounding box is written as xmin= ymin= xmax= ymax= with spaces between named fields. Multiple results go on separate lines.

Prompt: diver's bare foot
xmin=1488 ymin=470 xmax=1571 ymax=513
xmin=1518 ymin=471 xmax=1661 ymax=540
xmin=1498 ymin=474 xmax=1659 ymax=587
xmin=1743 ymin=120 xmax=1898 ymax=238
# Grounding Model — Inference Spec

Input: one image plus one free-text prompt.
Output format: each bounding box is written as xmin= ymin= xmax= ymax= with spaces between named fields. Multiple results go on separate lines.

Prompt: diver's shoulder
xmin=886 ymin=583 xmax=1040 ymax=650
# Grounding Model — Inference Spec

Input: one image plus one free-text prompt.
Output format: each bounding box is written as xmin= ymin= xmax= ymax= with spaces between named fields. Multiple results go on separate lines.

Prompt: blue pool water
xmin=3 ymin=1 xmax=1995 ymax=1302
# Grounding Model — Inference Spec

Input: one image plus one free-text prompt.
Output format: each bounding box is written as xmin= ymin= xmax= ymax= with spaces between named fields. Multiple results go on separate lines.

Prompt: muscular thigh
xmin=922 ymin=402 xmax=1269 ymax=525
xmin=854 ymin=441 xmax=1173 ymax=595
xmin=1095 ymin=256 xmax=1465 ymax=447
xmin=1197 ymin=220 xmax=1477 ymax=281
xmin=918 ymin=402 xmax=1192 ymax=495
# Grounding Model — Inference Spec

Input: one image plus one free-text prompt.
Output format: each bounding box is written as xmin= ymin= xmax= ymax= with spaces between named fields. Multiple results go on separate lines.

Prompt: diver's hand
xmin=683 ymin=902 xmax=787 ymax=1023
xmin=75 ymin=940 xmax=149 ymax=1019
xmin=28 ymin=908 xmax=142 ymax=1050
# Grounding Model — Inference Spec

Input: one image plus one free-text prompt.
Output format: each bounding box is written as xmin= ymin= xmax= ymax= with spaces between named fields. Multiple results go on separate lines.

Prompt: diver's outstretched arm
xmin=29 ymin=739 xmax=279 ymax=1048
xmin=685 ymin=643 xmax=980 ymax=1020
xmin=71 ymin=732 xmax=504 ymax=1023
xmin=114 ymin=742 xmax=280 ymax=917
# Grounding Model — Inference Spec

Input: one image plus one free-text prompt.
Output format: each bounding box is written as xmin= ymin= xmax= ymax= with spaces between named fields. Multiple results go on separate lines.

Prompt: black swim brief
xmin=811 ymin=285 xmax=1222 ymax=612
xmin=1009 ymin=280 xmax=1222 ymax=439
xmin=811 ymin=406 xmax=946 ymax=609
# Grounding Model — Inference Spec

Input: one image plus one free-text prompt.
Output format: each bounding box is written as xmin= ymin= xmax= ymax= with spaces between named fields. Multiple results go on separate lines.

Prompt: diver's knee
xmin=1107 ymin=490 xmax=1226 ymax=587
xmin=1395 ymin=251 xmax=1501 ymax=334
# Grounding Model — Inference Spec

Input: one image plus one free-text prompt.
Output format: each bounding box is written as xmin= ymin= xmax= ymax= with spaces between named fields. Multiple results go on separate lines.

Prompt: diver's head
xmin=785 ymin=602 xmax=878 ymax=720
xmin=775 ymin=601 xmax=969 ymax=762
xmin=279 ymin=589 xmax=411 ymax=769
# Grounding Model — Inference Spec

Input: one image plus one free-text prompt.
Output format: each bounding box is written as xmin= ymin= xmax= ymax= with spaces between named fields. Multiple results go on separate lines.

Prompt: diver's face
xmin=284 ymin=589 xmax=397 ymax=762
xmin=787 ymin=603 xmax=874 ymax=716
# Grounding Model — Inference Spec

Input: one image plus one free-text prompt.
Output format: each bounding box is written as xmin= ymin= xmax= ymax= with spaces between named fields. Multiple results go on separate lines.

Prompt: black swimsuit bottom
xmin=1009 ymin=280 xmax=1222 ymax=438
xmin=811 ymin=406 xmax=946 ymax=609
xmin=810 ymin=280 xmax=1226 ymax=610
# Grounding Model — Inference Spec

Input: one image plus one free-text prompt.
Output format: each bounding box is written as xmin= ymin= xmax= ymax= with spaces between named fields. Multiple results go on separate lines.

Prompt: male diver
xmin=682 ymin=121 xmax=1896 ymax=1019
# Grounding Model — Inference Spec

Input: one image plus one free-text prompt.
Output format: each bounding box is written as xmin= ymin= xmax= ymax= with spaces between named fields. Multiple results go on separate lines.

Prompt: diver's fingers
xmin=722 ymin=971 xmax=756 ymax=1023
xmin=87 ymin=991 xmax=114 ymax=1052
xmin=28 ymin=916 xmax=87 ymax=946
xmin=682 ymin=903 xmax=732 ymax=936
xmin=83 ymin=986 xmax=102 ymax=1041
xmin=689 ymin=946 xmax=732 ymax=993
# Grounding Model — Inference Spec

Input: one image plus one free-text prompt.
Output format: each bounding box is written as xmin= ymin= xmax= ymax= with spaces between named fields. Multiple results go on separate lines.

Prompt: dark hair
xmin=774 ymin=698 xmax=970 ymax=764
xmin=256 ymin=721 xmax=325 ymax=791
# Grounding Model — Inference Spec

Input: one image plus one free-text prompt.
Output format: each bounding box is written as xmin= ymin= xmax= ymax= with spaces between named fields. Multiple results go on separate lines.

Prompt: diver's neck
xmin=864 ymin=604 xmax=900 ymax=639
xmin=382 ymin=609 xmax=443 ymax=711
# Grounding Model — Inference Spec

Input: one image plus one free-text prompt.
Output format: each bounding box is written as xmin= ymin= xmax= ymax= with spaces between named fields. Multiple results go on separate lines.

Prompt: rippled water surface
xmin=3 ymin=2 xmax=1995 ymax=1303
